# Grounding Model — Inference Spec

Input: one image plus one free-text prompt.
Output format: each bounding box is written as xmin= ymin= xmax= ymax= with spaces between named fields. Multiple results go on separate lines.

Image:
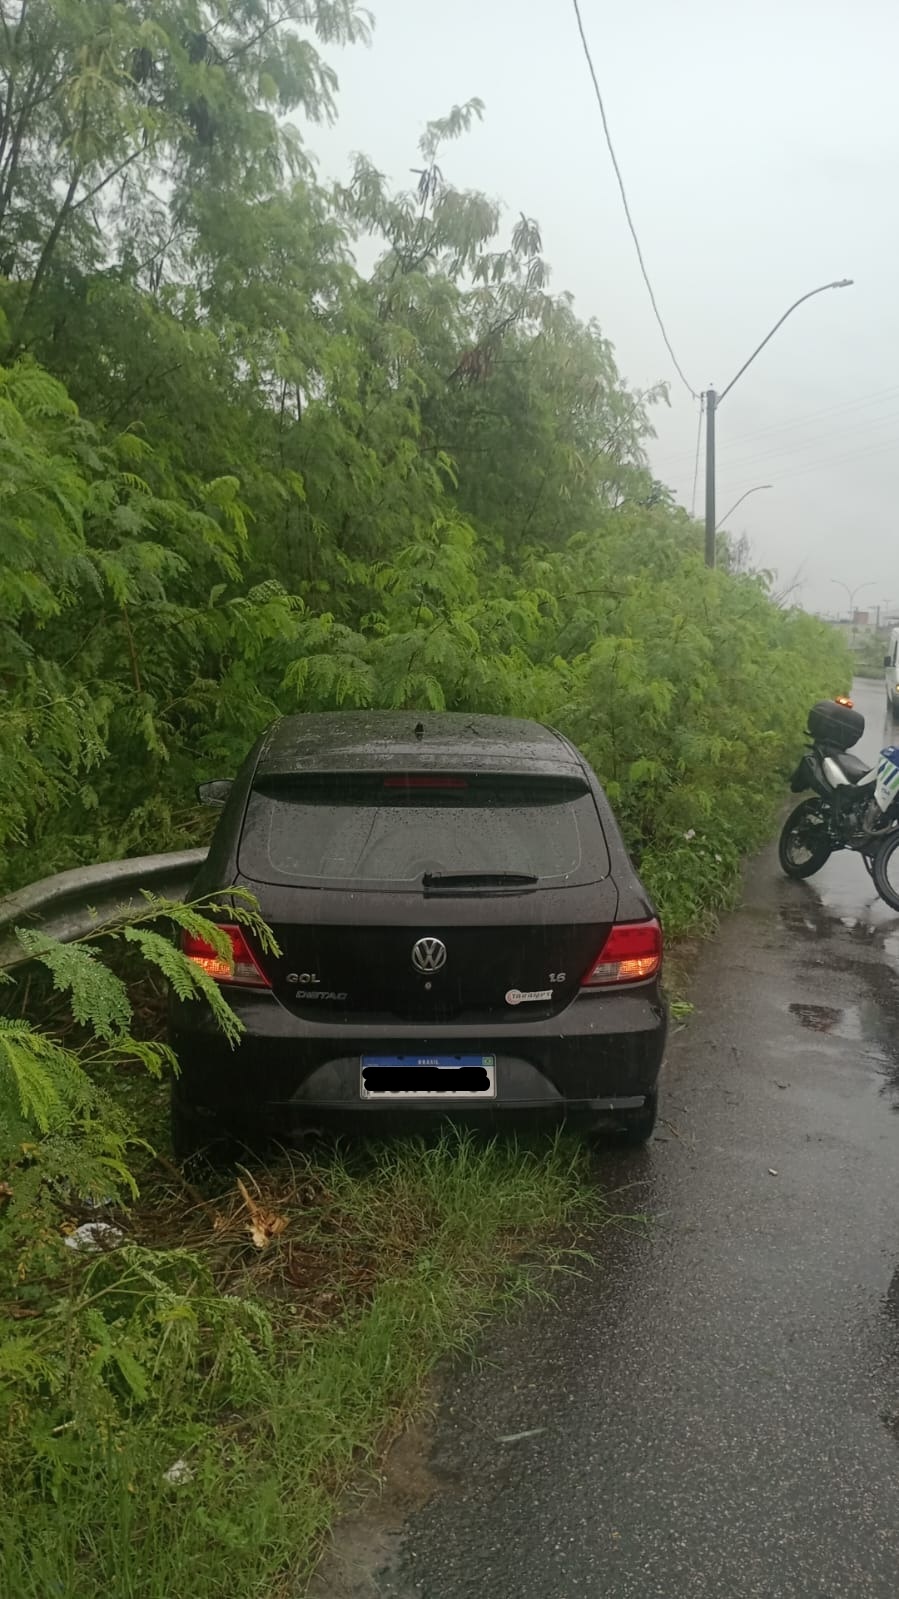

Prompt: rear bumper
xmin=169 ymin=984 xmax=667 ymax=1130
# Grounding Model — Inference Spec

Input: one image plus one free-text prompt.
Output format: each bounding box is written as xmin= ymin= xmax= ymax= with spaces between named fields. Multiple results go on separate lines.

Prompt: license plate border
xmin=359 ymin=1053 xmax=497 ymax=1100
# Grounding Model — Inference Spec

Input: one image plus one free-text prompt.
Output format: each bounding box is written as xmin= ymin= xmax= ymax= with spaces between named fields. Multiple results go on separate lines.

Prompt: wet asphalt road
xmin=366 ymin=677 xmax=899 ymax=1598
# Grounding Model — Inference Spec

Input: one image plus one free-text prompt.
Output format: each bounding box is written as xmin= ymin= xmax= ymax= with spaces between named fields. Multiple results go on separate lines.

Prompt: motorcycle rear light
xmin=181 ymin=925 xmax=270 ymax=987
xmin=581 ymin=919 xmax=662 ymax=987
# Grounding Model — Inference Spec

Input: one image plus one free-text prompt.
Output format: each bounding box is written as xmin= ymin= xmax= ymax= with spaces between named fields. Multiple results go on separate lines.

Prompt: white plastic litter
xmin=163 ymin=1459 xmax=195 ymax=1485
xmin=63 ymin=1222 xmax=125 ymax=1253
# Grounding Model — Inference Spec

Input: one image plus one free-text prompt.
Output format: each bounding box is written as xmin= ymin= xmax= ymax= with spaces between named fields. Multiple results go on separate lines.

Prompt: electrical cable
xmin=649 ymin=388 xmax=899 ymax=479
xmin=713 ymin=382 xmax=899 ymax=450
xmin=721 ymin=428 xmax=899 ymax=493
xmin=570 ymin=0 xmax=698 ymax=400
xmin=705 ymin=402 xmax=899 ymax=477
xmin=690 ymin=396 xmax=704 ymax=517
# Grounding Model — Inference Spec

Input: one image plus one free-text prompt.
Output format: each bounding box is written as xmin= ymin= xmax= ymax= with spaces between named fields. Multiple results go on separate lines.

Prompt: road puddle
xmin=789 ymin=1002 xmax=845 ymax=1034
xmin=785 ymin=992 xmax=899 ymax=1103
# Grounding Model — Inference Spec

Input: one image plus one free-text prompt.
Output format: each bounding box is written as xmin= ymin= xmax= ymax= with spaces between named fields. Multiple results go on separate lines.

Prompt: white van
xmin=885 ymin=628 xmax=899 ymax=718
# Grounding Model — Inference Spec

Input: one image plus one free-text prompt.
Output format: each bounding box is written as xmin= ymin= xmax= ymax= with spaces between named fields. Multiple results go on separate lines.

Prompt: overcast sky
xmin=312 ymin=0 xmax=898 ymax=618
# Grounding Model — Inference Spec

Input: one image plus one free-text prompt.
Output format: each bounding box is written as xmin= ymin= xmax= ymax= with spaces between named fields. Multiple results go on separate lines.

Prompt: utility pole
xmin=704 ymin=389 xmax=717 ymax=568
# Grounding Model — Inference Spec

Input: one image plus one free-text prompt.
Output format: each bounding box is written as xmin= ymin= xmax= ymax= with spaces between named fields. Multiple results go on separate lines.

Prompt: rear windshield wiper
xmin=422 ymin=871 xmax=539 ymax=893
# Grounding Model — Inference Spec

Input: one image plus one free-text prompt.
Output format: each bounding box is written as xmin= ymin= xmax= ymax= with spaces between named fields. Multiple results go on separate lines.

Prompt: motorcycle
xmin=779 ymin=695 xmax=899 ymax=912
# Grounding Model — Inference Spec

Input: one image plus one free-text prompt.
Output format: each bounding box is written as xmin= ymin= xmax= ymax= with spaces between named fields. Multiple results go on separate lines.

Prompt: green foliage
xmin=0 ymin=2 xmax=849 ymax=919
xmin=0 ymin=1132 xmax=596 ymax=1599
xmin=0 ymin=899 xmax=247 ymax=1270
xmin=0 ymin=880 xmax=595 ymax=1599
xmin=0 ymin=1006 xmax=141 ymax=1257
xmin=0 ymin=15 xmax=853 ymax=1590
xmin=14 ymin=932 xmax=134 ymax=1041
xmin=0 ymin=900 xmax=268 ymax=1594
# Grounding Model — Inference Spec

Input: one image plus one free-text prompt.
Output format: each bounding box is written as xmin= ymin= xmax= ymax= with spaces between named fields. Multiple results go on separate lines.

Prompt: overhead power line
xmin=710 ymin=401 xmax=899 ymax=477
xmin=570 ymin=0 xmax=698 ymax=401
xmin=721 ymin=428 xmax=899 ymax=494
xmin=690 ymin=396 xmax=704 ymax=517
xmin=687 ymin=398 xmax=899 ymax=481
xmin=654 ymin=380 xmax=899 ymax=473
xmin=716 ymin=382 xmax=899 ymax=450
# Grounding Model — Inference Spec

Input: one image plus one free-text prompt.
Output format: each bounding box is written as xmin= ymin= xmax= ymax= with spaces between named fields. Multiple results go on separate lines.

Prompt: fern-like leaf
xmin=13 ymin=932 xmax=132 ymax=1040
xmin=121 ymin=927 xmax=243 ymax=1045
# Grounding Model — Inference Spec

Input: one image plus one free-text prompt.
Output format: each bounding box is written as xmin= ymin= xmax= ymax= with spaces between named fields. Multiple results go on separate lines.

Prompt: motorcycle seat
xmin=827 ymin=749 xmax=871 ymax=784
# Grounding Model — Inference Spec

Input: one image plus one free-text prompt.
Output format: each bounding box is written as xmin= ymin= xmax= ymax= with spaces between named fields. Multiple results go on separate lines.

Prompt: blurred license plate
xmin=360 ymin=1054 xmax=496 ymax=1098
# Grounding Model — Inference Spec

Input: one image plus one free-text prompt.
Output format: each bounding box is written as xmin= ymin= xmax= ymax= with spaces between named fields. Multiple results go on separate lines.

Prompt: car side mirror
xmin=197 ymin=779 xmax=233 ymax=807
xmin=885 ymin=655 xmax=892 ymax=669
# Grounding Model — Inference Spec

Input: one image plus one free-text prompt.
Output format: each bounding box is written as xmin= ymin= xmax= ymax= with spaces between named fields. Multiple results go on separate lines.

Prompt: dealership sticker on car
xmin=505 ymin=988 xmax=553 ymax=1006
xmin=360 ymin=1054 xmax=496 ymax=1098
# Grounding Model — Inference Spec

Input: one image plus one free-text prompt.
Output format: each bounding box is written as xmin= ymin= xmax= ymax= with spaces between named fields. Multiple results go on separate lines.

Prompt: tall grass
xmin=0 ymin=1130 xmax=601 ymax=1598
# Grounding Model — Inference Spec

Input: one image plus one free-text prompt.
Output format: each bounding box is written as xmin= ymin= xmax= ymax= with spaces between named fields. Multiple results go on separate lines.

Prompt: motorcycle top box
xmin=807 ymin=698 xmax=864 ymax=751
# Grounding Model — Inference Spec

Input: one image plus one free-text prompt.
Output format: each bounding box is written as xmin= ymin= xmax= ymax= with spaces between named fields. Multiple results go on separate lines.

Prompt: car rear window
xmin=238 ymin=773 xmax=610 ymax=889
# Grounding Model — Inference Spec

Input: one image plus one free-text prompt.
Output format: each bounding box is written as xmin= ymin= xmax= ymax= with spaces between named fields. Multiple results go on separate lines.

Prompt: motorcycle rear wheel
xmin=872 ymin=831 xmax=899 ymax=911
xmin=778 ymin=799 xmax=832 ymax=879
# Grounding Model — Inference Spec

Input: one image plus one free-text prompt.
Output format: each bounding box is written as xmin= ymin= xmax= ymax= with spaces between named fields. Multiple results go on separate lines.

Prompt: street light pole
xmin=831 ymin=579 xmax=877 ymax=618
xmin=704 ymin=279 xmax=853 ymax=569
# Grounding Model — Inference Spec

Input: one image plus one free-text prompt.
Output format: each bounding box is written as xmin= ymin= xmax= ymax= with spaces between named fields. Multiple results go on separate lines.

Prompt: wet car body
xmin=168 ymin=712 xmax=667 ymax=1152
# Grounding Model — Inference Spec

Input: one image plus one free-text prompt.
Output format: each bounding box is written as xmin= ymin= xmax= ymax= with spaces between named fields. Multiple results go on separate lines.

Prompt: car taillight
xmin=181 ymin=925 xmax=270 ymax=987
xmin=581 ymin=920 xmax=662 ymax=987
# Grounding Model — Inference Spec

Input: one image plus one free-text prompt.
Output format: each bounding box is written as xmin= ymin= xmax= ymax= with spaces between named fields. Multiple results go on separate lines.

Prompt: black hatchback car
xmin=168 ymin=712 xmax=667 ymax=1155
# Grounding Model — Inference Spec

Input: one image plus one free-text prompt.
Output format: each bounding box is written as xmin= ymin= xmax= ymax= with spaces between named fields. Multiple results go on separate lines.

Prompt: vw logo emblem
xmin=411 ymin=936 xmax=447 ymax=974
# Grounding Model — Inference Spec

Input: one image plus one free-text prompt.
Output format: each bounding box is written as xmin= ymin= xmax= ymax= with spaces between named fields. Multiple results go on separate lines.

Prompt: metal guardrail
xmin=0 ymin=849 xmax=208 ymax=969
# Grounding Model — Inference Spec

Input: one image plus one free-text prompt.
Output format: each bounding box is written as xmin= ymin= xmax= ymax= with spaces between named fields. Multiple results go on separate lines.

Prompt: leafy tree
xmin=0 ymin=3 xmax=849 ymax=929
xmin=0 ymin=352 xmax=249 ymax=881
xmin=0 ymin=0 xmax=369 ymax=330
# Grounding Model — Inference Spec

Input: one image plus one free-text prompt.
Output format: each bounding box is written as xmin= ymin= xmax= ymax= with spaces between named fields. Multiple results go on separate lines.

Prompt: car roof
xmin=255 ymin=712 xmax=584 ymax=779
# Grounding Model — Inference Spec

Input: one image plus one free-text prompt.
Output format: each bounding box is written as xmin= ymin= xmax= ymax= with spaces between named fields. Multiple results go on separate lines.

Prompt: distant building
xmin=825 ymin=612 xmax=887 ymax=644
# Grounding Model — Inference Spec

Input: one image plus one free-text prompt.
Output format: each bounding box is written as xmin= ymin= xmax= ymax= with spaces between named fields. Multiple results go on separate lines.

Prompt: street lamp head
xmin=831 ymin=278 xmax=853 ymax=289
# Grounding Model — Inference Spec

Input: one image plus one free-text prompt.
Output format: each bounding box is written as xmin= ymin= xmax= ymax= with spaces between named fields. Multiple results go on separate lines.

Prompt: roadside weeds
xmin=0 ymin=1127 xmax=606 ymax=1599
